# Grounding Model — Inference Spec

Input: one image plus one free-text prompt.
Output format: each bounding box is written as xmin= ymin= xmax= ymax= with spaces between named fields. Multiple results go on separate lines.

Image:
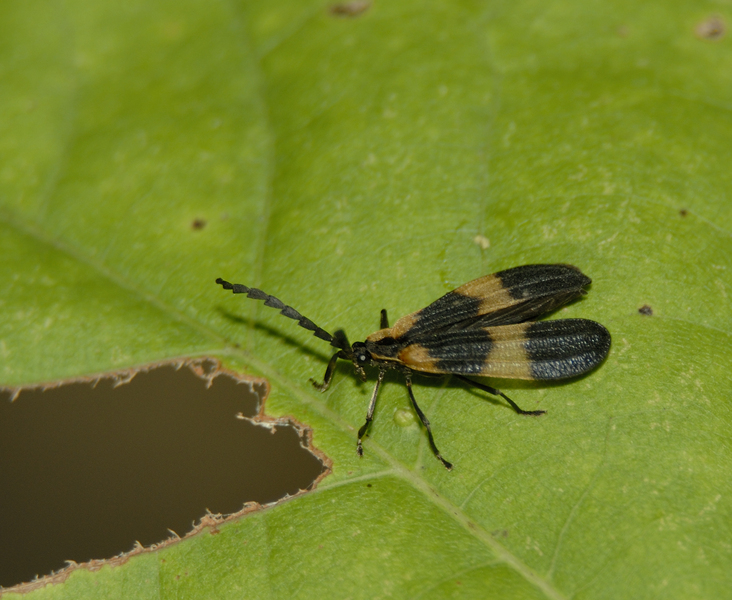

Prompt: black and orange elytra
xmin=216 ymin=264 xmax=611 ymax=470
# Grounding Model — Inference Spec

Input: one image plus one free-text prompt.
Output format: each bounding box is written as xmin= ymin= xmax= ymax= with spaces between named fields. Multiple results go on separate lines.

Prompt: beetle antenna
xmin=216 ymin=278 xmax=347 ymax=351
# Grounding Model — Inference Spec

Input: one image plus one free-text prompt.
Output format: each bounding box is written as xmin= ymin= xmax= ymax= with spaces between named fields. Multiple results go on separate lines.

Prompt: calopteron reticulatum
xmin=216 ymin=264 xmax=611 ymax=470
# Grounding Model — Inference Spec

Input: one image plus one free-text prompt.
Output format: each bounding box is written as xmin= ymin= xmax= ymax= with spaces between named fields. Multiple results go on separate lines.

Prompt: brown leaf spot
xmin=329 ymin=1 xmax=371 ymax=17
xmin=695 ymin=15 xmax=726 ymax=40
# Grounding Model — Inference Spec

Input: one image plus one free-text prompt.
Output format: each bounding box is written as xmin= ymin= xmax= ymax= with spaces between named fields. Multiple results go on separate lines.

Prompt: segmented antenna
xmin=216 ymin=278 xmax=344 ymax=349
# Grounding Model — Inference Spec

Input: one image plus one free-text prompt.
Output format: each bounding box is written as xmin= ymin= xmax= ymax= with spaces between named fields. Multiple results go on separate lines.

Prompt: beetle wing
xmin=397 ymin=319 xmax=611 ymax=381
xmin=387 ymin=264 xmax=592 ymax=341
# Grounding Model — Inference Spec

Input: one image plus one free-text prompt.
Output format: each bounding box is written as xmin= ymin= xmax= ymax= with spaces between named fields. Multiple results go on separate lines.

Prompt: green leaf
xmin=2 ymin=0 xmax=732 ymax=598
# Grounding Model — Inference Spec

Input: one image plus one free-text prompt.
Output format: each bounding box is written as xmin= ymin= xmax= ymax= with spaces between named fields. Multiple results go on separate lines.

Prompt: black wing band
xmin=398 ymin=319 xmax=611 ymax=381
xmin=394 ymin=264 xmax=592 ymax=340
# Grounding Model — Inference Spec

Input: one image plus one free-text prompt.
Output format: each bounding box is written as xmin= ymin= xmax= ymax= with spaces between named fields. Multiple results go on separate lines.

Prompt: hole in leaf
xmin=0 ymin=359 xmax=328 ymax=589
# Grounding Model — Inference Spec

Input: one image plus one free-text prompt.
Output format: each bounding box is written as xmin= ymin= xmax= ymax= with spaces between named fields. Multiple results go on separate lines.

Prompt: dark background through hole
xmin=0 ymin=363 xmax=326 ymax=589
